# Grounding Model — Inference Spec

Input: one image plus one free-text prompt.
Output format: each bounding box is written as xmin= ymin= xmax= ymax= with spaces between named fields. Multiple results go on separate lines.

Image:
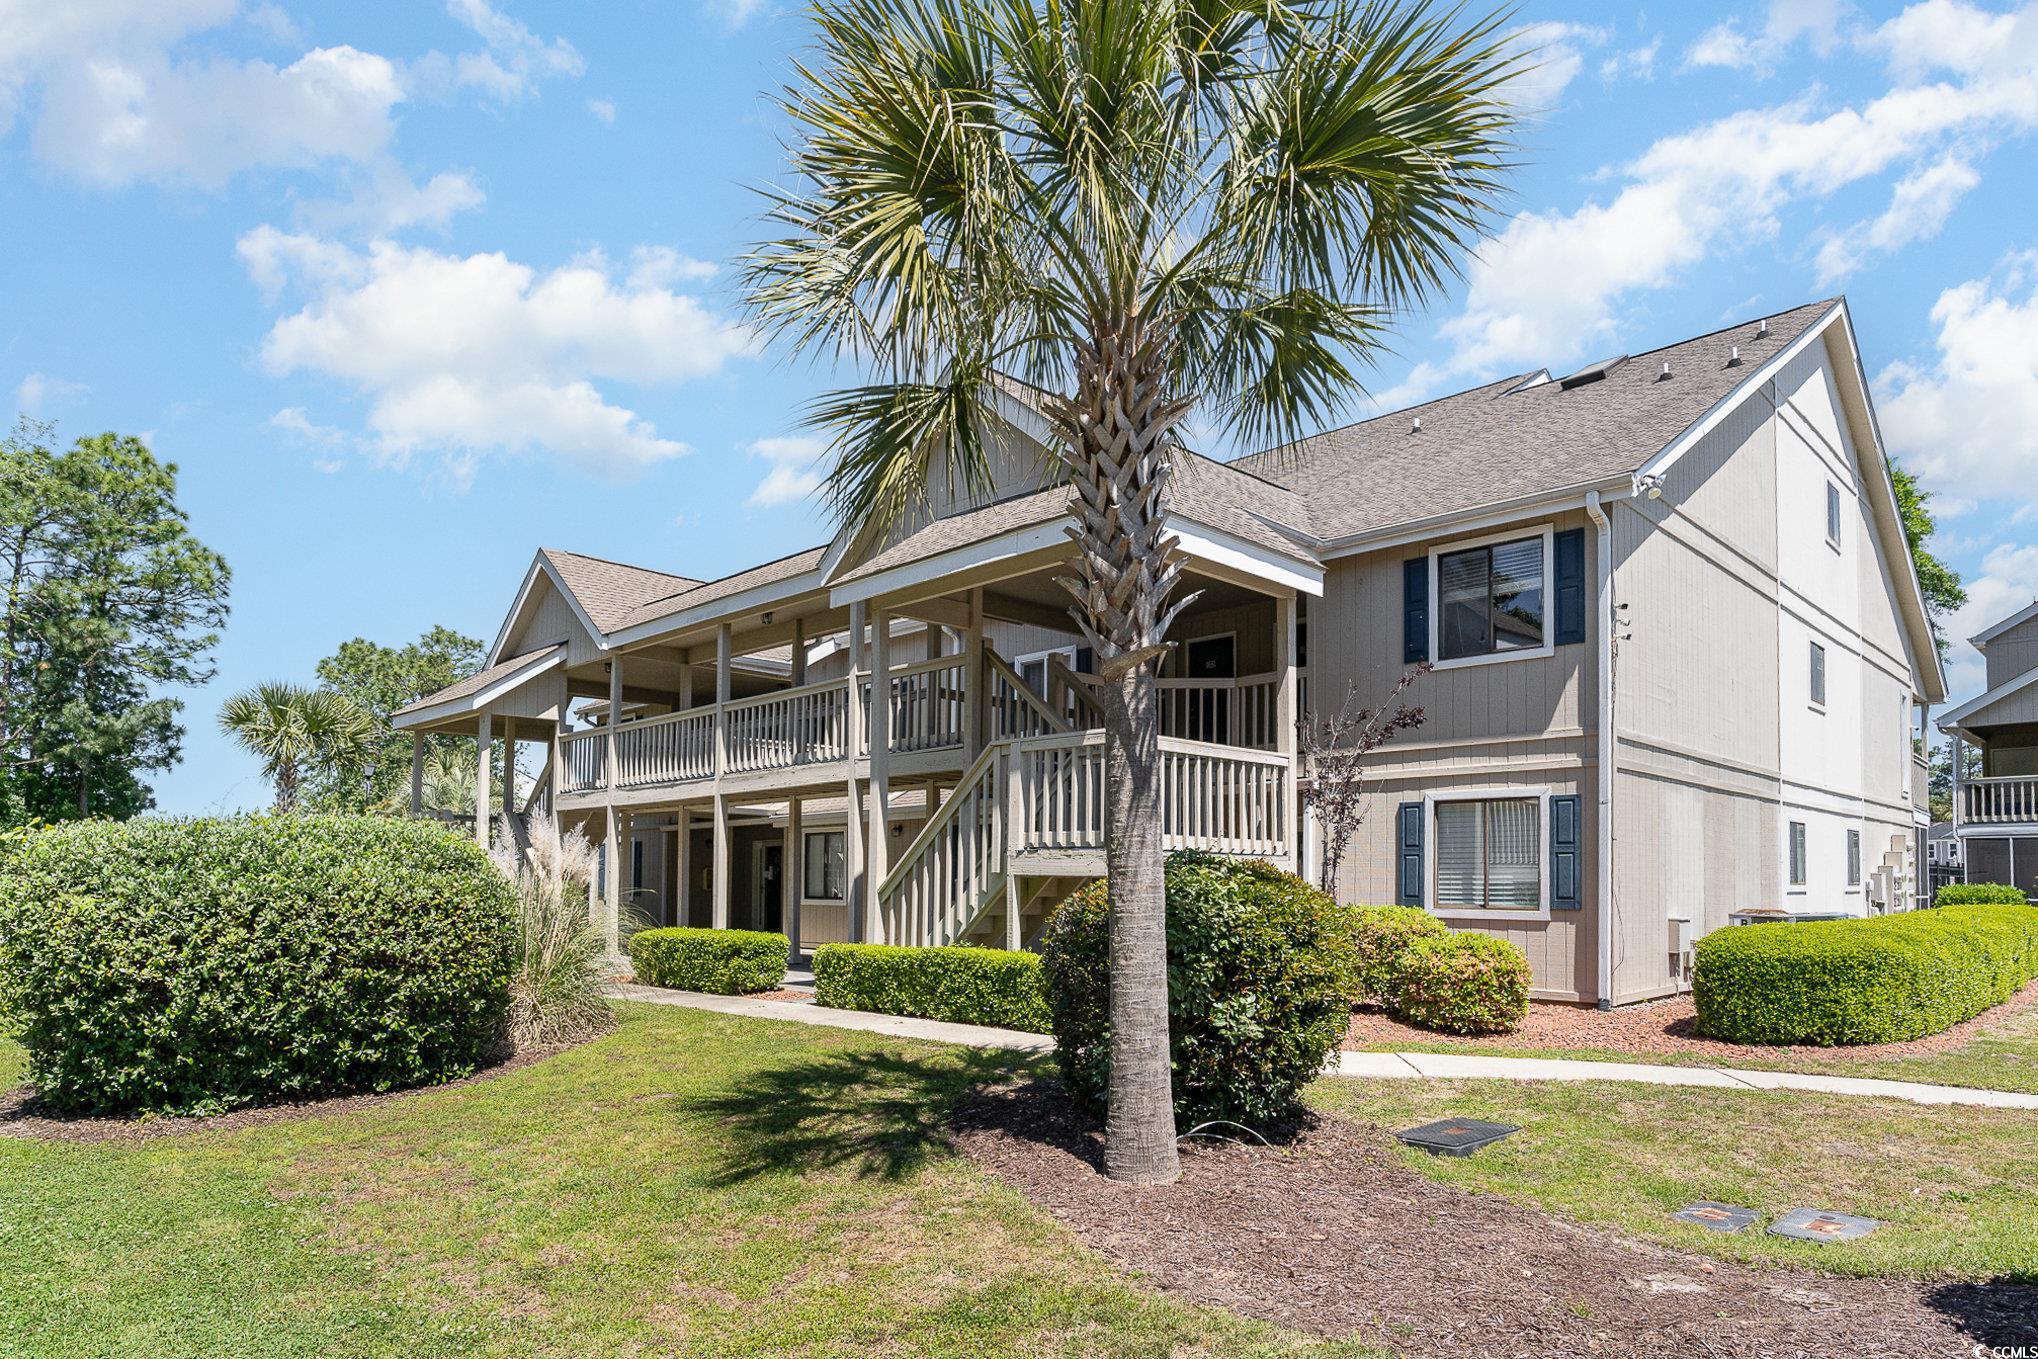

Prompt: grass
xmin=0 ymin=1004 xmax=1374 ymax=1359
xmin=1310 ymin=1076 xmax=2038 ymax=1283
xmin=1351 ymin=990 xmax=2038 ymax=1095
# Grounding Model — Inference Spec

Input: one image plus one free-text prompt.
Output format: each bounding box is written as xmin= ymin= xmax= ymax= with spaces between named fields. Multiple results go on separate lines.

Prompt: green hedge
xmin=628 ymin=927 xmax=787 ymax=994
xmin=1692 ymin=905 xmax=2038 ymax=1045
xmin=1348 ymin=904 xmax=1449 ymax=1008
xmin=1391 ymin=931 xmax=1532 ymax=1034
xmin=1042 ymin=853 xmax=1357 ymax=1129
xmin=1934 ymin=882 xmax=2028 ymax=906
xmin=0 ymin=816 xmax=516 ymax=1117
xmin=812 ymin=943 xmax=1051 ymax=1033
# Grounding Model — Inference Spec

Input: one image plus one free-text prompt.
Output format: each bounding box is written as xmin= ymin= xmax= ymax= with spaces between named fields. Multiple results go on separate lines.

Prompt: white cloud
xmin=14 ymin=372 xmax=87 ymax=416
xmin=1863 ymin=0 xmax=2030 ymax=81
xmin=625 ymin=244 xmax=719 ymax=289
xmin=713 ymin=0 xmax=769 ymax=30
xmin=1685 ymin=0 xmax=1848 ymax=73
xmin=1 ymin=0 xmax=578 ymax=192
xmin=1880 ymin=264 xmax=2038 ymax=522
xmin=1814 ymin=155 xmax=1978 ymax=283
xmin=1424 ymin=1 xmax=2038 ymax=381
xmin=588 ymin=96 xmax=616 ymax=124
xmin=1940 ymin=543 xmax=2038 ymax=699
xmin=746 ymin=435 xmax=828 ymax=507
xmin=1600 ymin=40 xmax=1660 ymax=83
xmin=1500 ymin=22 xmax=1605 ymax=112
xmin=242 ymin=231 xmax=756 ymax=478
xmin=441 ymin=0 xmax=583 ymax=100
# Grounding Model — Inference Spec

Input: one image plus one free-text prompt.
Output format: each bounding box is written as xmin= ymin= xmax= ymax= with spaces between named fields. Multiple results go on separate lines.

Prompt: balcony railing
xmin=1962 ymin=775 xmax=2038 ymax=824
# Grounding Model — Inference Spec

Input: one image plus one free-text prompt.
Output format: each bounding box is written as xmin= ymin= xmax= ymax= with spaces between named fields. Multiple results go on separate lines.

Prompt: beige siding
xmin=503 ymin=576 xmax=604 ymax=668
xmin=1984 ymin=617 xmax=2038 ymax=691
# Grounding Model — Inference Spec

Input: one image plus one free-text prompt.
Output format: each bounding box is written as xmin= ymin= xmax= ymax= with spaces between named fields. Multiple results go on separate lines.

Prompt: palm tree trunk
xmin=1053 ymin=311 xmax=1196 ymax=1185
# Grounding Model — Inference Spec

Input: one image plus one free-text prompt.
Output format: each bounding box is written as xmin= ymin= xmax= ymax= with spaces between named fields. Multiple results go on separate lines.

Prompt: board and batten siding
xmin=1308 ymin=508 xmax=1599 ymax=1001
xmin=1982 ymin=616 xmax=2038 ymax=693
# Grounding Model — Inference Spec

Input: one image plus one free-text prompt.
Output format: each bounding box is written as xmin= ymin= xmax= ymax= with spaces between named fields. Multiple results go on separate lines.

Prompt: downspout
xmin=1585 ymin=491 xmax=1616 ymax=1010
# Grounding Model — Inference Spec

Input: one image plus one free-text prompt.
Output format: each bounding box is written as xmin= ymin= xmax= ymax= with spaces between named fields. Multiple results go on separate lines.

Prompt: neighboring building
xmin=1925 ymin=821 xmax=1963 ymax=896
xmin=1935 ymin=603 xmax=2038 ymax=896
xmin=394 ymin=297 xmax=1943 ymax=1006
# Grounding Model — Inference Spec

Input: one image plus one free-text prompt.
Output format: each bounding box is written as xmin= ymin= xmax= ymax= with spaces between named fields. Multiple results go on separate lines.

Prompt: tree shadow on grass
xmin=689 ymin=1045 xmax=1033 ymax=1186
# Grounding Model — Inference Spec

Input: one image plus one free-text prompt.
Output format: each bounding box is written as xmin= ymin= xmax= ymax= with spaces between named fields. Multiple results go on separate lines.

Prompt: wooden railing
xmin=878 ymin=744 xmax=1007 ymax=947
xmin=1009 ymin=731 xmax=1291 ymax=859
xmin=1962 ymin=775 xmax=2038 ymax=824
xmin=1155 ymin=672 xmax=1281 ymax=749
xmin=561 ymin=729 xmax=605 ymax=793
xmin=617 ymin=709 xmax=714 ymax=787
xmin=886 ymin=654 xmax=969 ymax=753
xmin=724 ymin=680 xmax=849 ymax=775
xmin=987 ymin=649 xmax=1068 ymax=740
xmin=1046 ymin=654 xmax=1105 ymax=731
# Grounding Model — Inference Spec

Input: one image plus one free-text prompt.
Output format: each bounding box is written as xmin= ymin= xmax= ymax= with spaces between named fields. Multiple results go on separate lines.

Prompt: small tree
xmin=218 ymin=683 xmax=377 ymax=812
xmin=1297 ymin=665 xmax=1430 ymax=896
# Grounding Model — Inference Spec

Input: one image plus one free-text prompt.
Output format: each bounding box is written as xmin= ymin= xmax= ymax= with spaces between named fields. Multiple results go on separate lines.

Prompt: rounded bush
xmin=1348 ymin=904 xmax=1449 ymax=1008
xmin=629 ymin=927 xmax=788 ymax=994
xmin=1934 ymin=882 xmax=2027 ymax=907
xmin=1040 ymin=852 xmax=1357 ymax=1130
xmin=0 ymin=816 xmax=516 ymax=1116
xmin=1392 ymin=932 xmax=1532 ymax=1034
xmin=813 ymin=943 xmax=1050 ymax=1033
xmin=1692 ymin=905 xmax=2038 ymax=1045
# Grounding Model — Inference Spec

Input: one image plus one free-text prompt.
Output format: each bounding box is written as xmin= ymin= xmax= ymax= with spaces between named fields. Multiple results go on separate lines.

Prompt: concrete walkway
xmin=608 ymin=984 xmax=2038 ymax=1111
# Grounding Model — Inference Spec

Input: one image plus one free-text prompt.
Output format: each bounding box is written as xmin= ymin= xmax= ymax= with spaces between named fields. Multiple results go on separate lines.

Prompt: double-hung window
xmin=1826 ymin=482 xmax=1842 ymax=547
xmin=802 ymin=830 xmax=845 ymax=901
xmin=1788 ymin=821 xmax=1807 ymax=886
xmin=1846 ymin=829 xmax=1862 ymax=887
xmin=1809 ymin=641 xmax=1827 ymax=707
xmin=1434 ymin=797 xmax=1542 ymax=911
xmin=1436 ymin=535 xmax=1546 ymax=662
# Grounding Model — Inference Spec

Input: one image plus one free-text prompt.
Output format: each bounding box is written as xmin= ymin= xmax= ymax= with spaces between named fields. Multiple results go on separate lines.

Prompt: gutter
xmin=1585 ymin=490 xmax=1616 ymax=1010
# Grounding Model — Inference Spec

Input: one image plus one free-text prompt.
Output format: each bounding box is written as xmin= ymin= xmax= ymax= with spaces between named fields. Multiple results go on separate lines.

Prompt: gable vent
xmin=1557 ymin=354 xmax=1629 ymax=390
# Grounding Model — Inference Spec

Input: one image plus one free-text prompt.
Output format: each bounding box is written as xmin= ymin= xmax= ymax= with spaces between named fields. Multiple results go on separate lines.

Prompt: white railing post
xmin=845 ymin=600 xmax=867 ymax=942
xmin=712 ymin=622 xmax=732 ymax=931
xmin=474 ymin=710 xmax=492 ymax=846
xmin=867 ymin=607 xmax=892 ymax=942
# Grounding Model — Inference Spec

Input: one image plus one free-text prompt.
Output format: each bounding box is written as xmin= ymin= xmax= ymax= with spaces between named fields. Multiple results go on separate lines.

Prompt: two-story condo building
xmin=1937 ymin=602 xmax=2038 ymax=894
xmin=394 ymin=297 xmax=1944 ymax=1007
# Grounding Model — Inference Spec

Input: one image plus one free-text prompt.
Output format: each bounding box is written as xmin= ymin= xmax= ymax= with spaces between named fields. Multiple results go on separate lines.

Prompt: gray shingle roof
xmin=541 ymin=550 xmax=700 ymax=633
xmin=617 ymin=545 xmax=831 ymax=632
xmin=1233 ymin=299 xmax=1840 ymax=542
xmin=396 ymin=644 xmax=563 ymax=717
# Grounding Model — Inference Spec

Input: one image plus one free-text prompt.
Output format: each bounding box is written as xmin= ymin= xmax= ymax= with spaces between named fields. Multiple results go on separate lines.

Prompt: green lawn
xmin=1310 ymin=1077 xmax=2038 ymax=1282
xmin=1351 ymin=992 xmax=2038 ymax=1094
xmin=0 ymin=1005 xmax=1369 ymax=1359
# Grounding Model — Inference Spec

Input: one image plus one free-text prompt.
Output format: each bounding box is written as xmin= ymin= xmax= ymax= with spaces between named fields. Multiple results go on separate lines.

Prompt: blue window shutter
xmin=1553 ymin=528 xmax=1586 ymax=646
xmin=1550 ymin=794 xmax=1582 ymax=909
xmin=1402 ymin=558 xmax=1429 ymax=664
xmin=1396 ymin=801 xmax=1424 ymax=906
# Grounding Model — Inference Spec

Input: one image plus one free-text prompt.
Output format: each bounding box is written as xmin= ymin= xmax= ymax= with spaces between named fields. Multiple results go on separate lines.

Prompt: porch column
xmin=713 ymin=623 xmax=733 ymax=930
xmin=675 ymin=807 xmax=693 ymax=925
xmin=679 ymin=648 xmax=694 ymax=709
xmin=409 ymin=733 xmax=424 ymax=817
xmin=611 ymin=807 xmax=631 ymax=956
xmin=844 ymin=601 xmax=868 ymax=941
xmin=501 ymin=717 xmax=517 ymax=817
xmin=547 ymin=718 xmax=563 ymax=818
xmin=1951 ymin=732 xmax=1965 ymax=830
xmin=606 ymin=659 xmax=623 ymax=789
xmin=785 ymin=794 xmax=803 ymax=957
xmin=1275 ymin=592 xmax=1299 ymax=874
xmin=474 ymin=711 xmax=492 ymax=846
xmin=791 ymin=618 xmax=807 ymax=685
xmin=963 ymin=586 xmax=985 ymax=756
xmin=602 ymin=658 xmax=623 ymax=950
xmin=867 ymin=606 xmax=893 ymax=943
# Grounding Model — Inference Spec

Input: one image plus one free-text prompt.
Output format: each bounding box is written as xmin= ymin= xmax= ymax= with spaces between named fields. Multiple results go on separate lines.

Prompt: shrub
xmin=629 ymin=927 xmax=787 ymax=994
xmin=489 ymin=814 xmax=613 ymax=1050
xmin=0 ymin=816 xmax=516 ymax=1117
xmin=812 ymin=943 xmax=1051 ymax=1033
xmin=1348 ymin=904 xmax=1449 ymax=1008
xmin=1692 ymin=905 xmax=2038 ymax=1045
xmin=1041 ymin=852 xmax=1358 ymax=1130
xmin=1935 ymin=882 xmax=2027 ymax=906
xmin=1391 ymin=932 xmax=1532 ymax=1034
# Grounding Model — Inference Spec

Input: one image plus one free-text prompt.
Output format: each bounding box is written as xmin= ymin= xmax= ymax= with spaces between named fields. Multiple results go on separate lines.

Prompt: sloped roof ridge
xmin=541 ymin=546 xmax=699 ymax=585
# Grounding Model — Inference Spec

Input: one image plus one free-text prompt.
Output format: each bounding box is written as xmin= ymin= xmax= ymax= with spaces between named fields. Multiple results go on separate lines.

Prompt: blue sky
xmin=3 ymin=0 xmax=2036 ymax=814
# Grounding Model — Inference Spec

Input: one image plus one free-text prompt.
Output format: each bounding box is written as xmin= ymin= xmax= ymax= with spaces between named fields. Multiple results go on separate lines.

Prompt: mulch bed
xmin=953 ymin=1078 xmax=2038 ymax=1358
xmin=1344 ymin=980 xmax=2038 ymax=1061
xmin=750 ymin=989 xmax=816 ymax=1004
xmin=0 ymin=1032 xmax=602 ymax=1146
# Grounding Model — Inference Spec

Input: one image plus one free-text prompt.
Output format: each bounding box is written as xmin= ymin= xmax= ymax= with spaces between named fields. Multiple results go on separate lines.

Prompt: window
xmin=1846 ymin=829 xmax=1862 ymax=887
xmin=1809 ymin=641 xmax=1827 ymax=707
xmin=1434 ymin=797 xmax=1542 ymax=910
xmin=1015 ymin=645 xmax=1078 ymax=698
xmin=1826 ymin=482 xmax=1842 ymax=546
xmin=802 ymin=830 xmax=845 ymax=900
xmin=1788 ymin=821 xmax=1807 ymax=886
xmin=1436 ymin=535 xmax=1546 ymax=662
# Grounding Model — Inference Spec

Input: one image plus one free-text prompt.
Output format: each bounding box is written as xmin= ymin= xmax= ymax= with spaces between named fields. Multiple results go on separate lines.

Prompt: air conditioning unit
xmin=1669 ymin=916 xmax=1693 ymax=979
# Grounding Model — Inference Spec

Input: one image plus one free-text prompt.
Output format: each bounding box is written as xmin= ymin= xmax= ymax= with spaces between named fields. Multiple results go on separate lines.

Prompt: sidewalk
xmin=608 ymin=984 xmax=2038 ymax=1111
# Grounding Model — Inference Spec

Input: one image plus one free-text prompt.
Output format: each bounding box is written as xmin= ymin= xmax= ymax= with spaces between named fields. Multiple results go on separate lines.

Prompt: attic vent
xmin=1558 ymin=354 xmax=1629 ymax=390
xmin=1504 ymin=368 xmax=1552 ymax=395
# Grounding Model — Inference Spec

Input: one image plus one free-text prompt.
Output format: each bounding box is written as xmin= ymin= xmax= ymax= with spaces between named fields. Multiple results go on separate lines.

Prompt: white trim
xmin=1179 ymin=630 xmax=1238 ymax=679
xmin=1936 ymin=664 xmax=2038 ymax=730
xmin=1427 ymin=523 xmax=1556 ymax=671
xmin=832 ymin=519 xmax=1070 ymax=607
xmin=1636 ymin=304 xmax=1836 ymax=488
xmin=606 ymin=569 xmax=831 ymax=648
xmin=391 ymin=647 xmax=566 ymax=730
xmin=489 ymin=552 xmax=609 ymax=665
xmin=1167 ymin=521 xmax=1324 ymax=596
xmin=1423 ymin=785 xmax=1553 ymax=923
xmin=800 ymin=827 xmax=847 ymax=901
xmin=1971 ymin=599 xmax=2038 ymax=651
xmin=1316 ymin=487 xmax=1615 ymax=560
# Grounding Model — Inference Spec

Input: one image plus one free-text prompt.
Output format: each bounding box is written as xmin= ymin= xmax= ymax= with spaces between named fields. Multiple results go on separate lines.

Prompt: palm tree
xmin=746 ymin=0 xmax=1517 ymax=1183
xmin=218 ymin=683 xmax=377 ymax=812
